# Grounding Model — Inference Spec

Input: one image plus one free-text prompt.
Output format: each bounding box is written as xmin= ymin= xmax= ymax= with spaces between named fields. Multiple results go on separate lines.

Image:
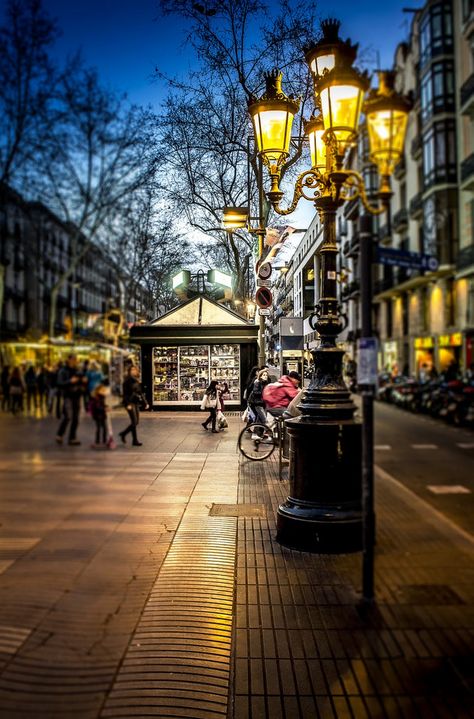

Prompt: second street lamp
xmin=247 ymin=18 xmax=411 ymax=554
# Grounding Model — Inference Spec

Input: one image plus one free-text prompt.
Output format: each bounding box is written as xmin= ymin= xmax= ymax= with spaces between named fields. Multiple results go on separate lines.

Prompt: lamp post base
xmin=277 ymin=417 xmax=363 ymax=554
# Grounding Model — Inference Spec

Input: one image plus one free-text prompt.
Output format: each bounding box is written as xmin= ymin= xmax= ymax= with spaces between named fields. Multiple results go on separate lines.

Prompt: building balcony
xmin=343 ymin=232 xmax=360 ymax=258
xmin=343 ymin=197 xmax=359 ymax=220
xmin=461 ymin=152 xmax=474 ymax=190
xmin=393 ymin=208 xmax=409 ymax=233
xmin=456 ymin=243 xmax=474 ymax=271
xmin=341 ymin=280 xmax=360 ymax=300
xmin=409 ymin=192 xmax=423 ymax=219
xmin=411 ymin=135 xmax=422 ymax=160
xmin=393 ymin=156 xmax=406 ymax=180
xmin=460 ymin=73 xmax=474 ymax=115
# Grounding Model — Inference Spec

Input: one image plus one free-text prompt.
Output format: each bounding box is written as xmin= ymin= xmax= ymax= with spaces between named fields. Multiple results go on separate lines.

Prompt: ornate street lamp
xmin=222 ymin=206 xmax=249 ymax=230
xmin=248 ymin=18 xmax=411 ymax=554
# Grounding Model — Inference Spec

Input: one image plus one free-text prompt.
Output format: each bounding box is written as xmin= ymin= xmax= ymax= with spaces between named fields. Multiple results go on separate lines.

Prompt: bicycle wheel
xmin=238 ymin=421 xmax=276 ymax=460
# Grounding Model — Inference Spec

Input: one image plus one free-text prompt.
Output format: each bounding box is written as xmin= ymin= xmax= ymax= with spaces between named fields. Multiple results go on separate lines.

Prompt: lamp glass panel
xmin=223 ymin=208 xmax=248 ymax=229
xmin=308 ymin=126 xmax=326 ymax=168
xmin=367 ymin=109 xmax=408 ymax=173
xmin=320 ymin=83 xmax=363 ymax=146
xmin=312 ymin=53 xmax=335 ymax=77
xmin=253 ymin=109 xmax=293 ymax=162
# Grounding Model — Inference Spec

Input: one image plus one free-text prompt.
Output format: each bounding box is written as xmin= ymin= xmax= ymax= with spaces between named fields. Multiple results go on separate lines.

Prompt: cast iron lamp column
xmin=247 ymin=18 xmax=411 ymax=553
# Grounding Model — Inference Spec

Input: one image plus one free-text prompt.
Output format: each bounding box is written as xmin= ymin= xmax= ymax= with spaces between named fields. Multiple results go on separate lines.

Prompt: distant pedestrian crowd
xmin=0 ymin=355 xmax=148 ymax=450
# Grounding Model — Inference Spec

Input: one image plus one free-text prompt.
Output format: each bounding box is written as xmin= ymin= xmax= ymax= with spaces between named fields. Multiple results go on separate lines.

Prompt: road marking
xmin=375 ymin=465 xmax=474 ymax=547
xmin=374 ymin=445 xmax=391 ymax=450
xmin=427 ymin=485 xmax=471 ymax=495
xmin=411 ymin=444 xmax=438 ymax=449
xmin=457 ymin=443 xmax=474 ymax=449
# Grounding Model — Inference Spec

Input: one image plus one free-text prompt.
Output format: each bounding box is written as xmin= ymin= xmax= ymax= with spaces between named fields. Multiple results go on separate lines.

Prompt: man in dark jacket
xmin=56 ymin=355 xmax=87 ymax=445
xmin=119 ymin=366 xmax=148 ymax=446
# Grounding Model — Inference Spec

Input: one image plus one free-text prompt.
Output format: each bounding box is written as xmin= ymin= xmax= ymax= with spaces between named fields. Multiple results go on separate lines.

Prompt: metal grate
xmin=209 ymin=503 xmax=267 ymax=518
xmin=395 ymin=584 xmax=465 ymax=605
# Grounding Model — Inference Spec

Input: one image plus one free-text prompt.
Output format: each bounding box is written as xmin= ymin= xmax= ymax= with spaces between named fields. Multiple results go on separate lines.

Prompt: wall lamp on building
xmin=247 ymin=18 xmax=411 ymax=557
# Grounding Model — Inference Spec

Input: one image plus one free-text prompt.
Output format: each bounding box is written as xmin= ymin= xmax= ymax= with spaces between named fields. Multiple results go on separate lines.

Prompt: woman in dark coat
xmin=200 ymin=380 xmax=221 ymax=433
xmin=248 ymin=368 xmax=269 ymax=426
xmin=119 ymin=366 xmax=148 ymax=446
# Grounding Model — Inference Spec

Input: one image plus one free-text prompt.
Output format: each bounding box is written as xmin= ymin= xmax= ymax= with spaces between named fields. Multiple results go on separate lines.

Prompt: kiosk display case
xmin=210 ymin=344 xmax=240 ymax=403
xmin=179 ymin=345 xmax=209 ymax=401
xmin=153 ymin=346 xmax=178 ymax=402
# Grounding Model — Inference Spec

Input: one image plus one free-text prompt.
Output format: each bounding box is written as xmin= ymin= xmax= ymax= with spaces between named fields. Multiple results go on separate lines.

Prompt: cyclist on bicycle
xmin=262 ymin=371 xmax=301 ymax=418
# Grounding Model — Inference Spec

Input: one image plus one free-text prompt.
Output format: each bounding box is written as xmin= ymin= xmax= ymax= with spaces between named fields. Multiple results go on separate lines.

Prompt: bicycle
xmin=237 ymin=410 xmax=289 ymax=477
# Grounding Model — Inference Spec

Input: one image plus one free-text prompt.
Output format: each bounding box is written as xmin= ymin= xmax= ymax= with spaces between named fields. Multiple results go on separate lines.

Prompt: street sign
xmin=255 ymin=286 xmax=273 ymax=309
xmin=259 ymin=308 xmax=271 ymax=316
xmin=258 ymin=261 xmax=272 ymax=280
xmin=257 ymin=278 xmax=271 ymax=288
xmin=376 ymin=247 xmax=439 ymax=272
xmin=357 ymin=337 xmax=378 ymax=385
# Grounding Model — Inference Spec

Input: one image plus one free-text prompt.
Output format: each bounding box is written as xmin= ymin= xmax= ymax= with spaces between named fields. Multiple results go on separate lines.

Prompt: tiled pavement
xmin=0 ymin=410 xmax=472 ymax=717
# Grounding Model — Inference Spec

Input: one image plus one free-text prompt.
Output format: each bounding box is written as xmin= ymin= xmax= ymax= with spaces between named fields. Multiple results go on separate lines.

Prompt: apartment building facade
xmin=0 ymin=183 xmax=156 ymax=345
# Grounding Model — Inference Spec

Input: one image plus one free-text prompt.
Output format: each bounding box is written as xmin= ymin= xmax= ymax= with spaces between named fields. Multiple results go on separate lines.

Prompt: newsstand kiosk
xmin=130 ymin=295 xmax=259 ymax=411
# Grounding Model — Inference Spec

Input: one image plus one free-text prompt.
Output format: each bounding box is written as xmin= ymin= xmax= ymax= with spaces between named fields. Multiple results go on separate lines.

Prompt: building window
xmin=419 ymin=2 xmax=453 ymax=68
xmin=423 ymin=120 xmax=457 ymax=187
xmin=463 ymin=0 xmax=474 ymax=23
xmin=420 ymin=61 xmax=455 ymax=122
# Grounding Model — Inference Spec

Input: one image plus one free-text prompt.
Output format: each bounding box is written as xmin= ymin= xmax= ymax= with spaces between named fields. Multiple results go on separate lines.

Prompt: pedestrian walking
xmin=85 ymin=360 xmax=103 ymax=411
xmin=1 ymin=365 xmax=10 ymax=411
xmin=200 ymin=380 xmax=221 ymax=433
xmin=47 ymin=362 xmax=62 ymax=418
xmin=8 ymin=366 xmax=25 ymax=414
xmin=24 ymin=364 xmax=38 ymax=412
xmin=119 ymin=366 xmax=148 ymax=446
xmin=56 ymin=355 xmax=87 ymax=445
xmin=36 ymin=366 xmax=47 ymax=412
xmin=89 ymin=383 xmax=112 ymax=449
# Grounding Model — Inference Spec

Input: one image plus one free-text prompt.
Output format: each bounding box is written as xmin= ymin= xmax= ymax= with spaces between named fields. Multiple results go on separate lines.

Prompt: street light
xmin=247 ymin=18 xmax=411 ymax=562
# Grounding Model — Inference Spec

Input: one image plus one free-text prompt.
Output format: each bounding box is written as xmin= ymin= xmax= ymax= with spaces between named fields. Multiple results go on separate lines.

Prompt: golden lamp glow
xmin=364 ymin=71 xmax=412 ymax=177
xmin=305 ymin=116 xmax=326 ymax=169
xmin=304 ymin=18 xmax=355 ymax=82
xmin=248 ymin=70 xmax=300 ymax=166
xmin=319 ymin=80 xmax=367 ymax=153
xmin=222 ymin=206 xmax=249 ymax=230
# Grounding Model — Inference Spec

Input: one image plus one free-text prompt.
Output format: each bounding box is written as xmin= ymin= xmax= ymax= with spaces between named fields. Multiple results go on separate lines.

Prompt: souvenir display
xmin=152 ymin=343 xmax=241 ymax=404
xmin=210 ymin=344 xmax=240 ymax=402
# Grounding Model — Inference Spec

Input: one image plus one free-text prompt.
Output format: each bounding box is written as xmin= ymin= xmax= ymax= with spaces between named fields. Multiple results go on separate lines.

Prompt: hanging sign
xmin=357 ymin=337 xmax=378 ymax=385
xmin=255 ymin=286 xmax=273 ymax=309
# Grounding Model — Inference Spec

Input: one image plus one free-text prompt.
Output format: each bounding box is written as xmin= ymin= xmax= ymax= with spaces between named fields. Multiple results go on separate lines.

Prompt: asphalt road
xmin=370 ymin=398 xmax=474 ymax=537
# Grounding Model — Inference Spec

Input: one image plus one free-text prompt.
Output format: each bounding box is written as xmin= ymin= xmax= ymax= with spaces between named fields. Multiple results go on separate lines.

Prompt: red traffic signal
xmin=255 ymin=286 xmax=273 ymax=309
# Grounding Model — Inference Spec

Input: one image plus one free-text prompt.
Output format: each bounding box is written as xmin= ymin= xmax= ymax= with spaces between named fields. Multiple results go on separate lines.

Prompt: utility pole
xmin=257 ymin=155 xmax=266 ymax=367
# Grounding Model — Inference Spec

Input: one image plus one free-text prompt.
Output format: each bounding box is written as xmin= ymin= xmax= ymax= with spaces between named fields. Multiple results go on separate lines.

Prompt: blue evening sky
xmin=5 ymin=0 xmax=421 ymax=110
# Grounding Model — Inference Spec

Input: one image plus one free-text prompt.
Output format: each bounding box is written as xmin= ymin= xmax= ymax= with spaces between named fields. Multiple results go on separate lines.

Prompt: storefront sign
xmin=438 ymin=333 xmax=462 ymax=347
xmin=414 ymin=336 xmax=434 ymax=349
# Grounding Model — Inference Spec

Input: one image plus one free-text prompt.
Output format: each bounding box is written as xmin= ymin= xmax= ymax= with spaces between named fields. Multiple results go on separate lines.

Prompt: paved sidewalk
xmin=0 ymin=411 xmax=472 ymax=717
